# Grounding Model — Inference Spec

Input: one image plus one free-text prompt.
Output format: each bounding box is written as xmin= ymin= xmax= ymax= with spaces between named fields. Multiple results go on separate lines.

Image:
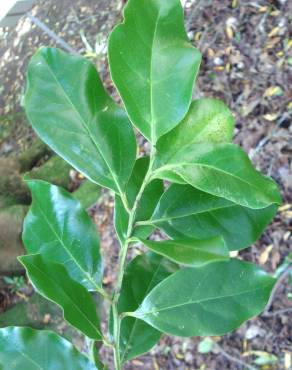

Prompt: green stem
xmin=111 ymin=148 xmax=156 ymax=369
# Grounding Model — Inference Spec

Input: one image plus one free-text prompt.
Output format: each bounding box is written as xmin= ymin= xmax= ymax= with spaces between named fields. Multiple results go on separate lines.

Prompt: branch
xmin=214 ymin=343 xmax=257 ymax=370
xmin=263 ymin=264 xmax=292 ymax=315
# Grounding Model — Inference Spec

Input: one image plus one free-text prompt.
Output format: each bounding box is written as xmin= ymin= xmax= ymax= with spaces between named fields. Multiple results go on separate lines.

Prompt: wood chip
xmin=259 ymin=244 xmax=273 ymax=265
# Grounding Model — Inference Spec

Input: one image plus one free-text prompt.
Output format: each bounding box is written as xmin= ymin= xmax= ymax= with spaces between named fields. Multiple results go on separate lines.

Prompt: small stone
xmin=185 ymin=351 xmax=194 ymax=364
xmin=245 ymin=325 xmax=264 ymax=340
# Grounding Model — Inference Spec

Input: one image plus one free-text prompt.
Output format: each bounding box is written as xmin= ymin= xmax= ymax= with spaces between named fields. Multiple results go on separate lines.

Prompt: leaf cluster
xmin=0 ymin=0 xmax=281 ymax=369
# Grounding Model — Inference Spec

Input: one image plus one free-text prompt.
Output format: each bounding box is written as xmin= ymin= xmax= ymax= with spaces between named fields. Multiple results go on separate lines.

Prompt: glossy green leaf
xmin=138 ymin=236 xmax=229 ymax=267
xmin=156 ymin=98 xmax=235 ymax=162
xmin=154 ymin=143 xmax=281 ymax=209
xmin=117 ymin=252 xmax=178 ymax=362
xmin=114 ymin=195 xmax=129 ymax=244
xmin=109 ymin=0 xmax=201 ymax=143
xmin=25 ymin=47 xmax=136 ymax=192
xmin=19 ymin=254 xmax=102 ymax=340
xmin=22 ymin=180 xmax=102 ymax=291
xmin=0 ymin=327 xmax=97 ymax=370
xmin=126 ymin=157 xmax=164 ymax=221
xmin=150 ymin=184 xmax=277 ymax=251
xmin=133 ymin=259 xmax=275 ymax=337
xmin=114 ymin=157 xmax=164 ymax=243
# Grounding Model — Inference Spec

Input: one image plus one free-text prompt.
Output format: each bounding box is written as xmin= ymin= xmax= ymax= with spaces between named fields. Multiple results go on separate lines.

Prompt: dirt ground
xmin=0 ymin=0 xmax=291 ymax=369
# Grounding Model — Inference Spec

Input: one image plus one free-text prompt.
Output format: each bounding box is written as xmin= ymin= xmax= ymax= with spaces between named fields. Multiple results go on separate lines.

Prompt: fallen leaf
xmin=226 ymin=26 xmax=233 ymax=39
xmin=259 ymin=6 xmax=268 ymax=13
xmin=259 ymin=244 xmax=273 ymax=265
xmin=279 ymin=204 xmax=291 ymax=212
xmin=263 ymin=113 xmax=278 ymax=121
xmin=264 ymin=86 xmax=283 ymax=97
xmin=268 ymin=27 xmax=280 ymax=38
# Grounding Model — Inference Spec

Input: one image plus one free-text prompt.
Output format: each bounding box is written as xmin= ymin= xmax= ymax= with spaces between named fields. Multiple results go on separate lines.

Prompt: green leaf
xmin=132 ymin=259 xmax=275 ymax=337
xmin=150 ymin=184 xmax=277 ymax=251
xmin=0 ymin=327 xmax=97 ymax=370
xmin=154 ymin=143 xmax=281 ymax=209
xmin=127 ymin=157 xmax=164 ymax=221
xmin=138 ymin=236 xmax=229 ymax=267
xmin=25 ymin=47 xmax=136 ymax=192
xmin=114 ymin=157 xmax=164 ymax=243
xmin=109 ymin=0 xmax=201 ymax=143
xmin=251 ymin=351 xmax=278 ymax=365
xmin=198 ymin=338 xmax=214 ymax=354
xmin=114 ymin=195 xmax=129 ymax=244
xmin=117 ymin=252 xmax=178 ymax=362
xmin=156 ymin=98 xmax=235 ymax=162
xmin=23 ymin=180 xmax=102 ymax=291
xmin=19 ymin=254 xmax=102 ymax=340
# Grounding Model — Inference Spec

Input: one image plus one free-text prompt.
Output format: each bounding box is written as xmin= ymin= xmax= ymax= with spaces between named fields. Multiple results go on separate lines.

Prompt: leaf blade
xmin=154 ymin=143 xmax=281 ymax=209
xmin=133 ymin=259 xmax=275 ymax=337
xmin=22 ymin=180 xmax=102 ymax=291
xmin=138 ymin=236 xmax=229 ymax=267
xmin=0 ymin=327 xmax=97 ymax=370
xmin=19 ymin=254 xmax=102 ymax=340
xmin=25 ymin=47 xmax=136 ymax=192
xmin=151 ymin=184 xmax=277 ymax=251
xmin=156 ymin=98 xmax=235 ymax=162
xmin=109 ymin=0 xmax=201 ymax=143
xmin=117 ymin=252 xmax=178 ymax=362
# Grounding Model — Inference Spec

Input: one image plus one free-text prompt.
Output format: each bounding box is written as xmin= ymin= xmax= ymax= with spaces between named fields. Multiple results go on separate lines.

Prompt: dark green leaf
xmin=114 ymin=195 xmax=129 ymax=244
xmin=133 ymin=259 xmax=275 ymax=336
xmin=23 ymin=180 xmax=102 ymax=291
xmin=25 ymin=47 xmax=136 ymax=192
xmin=156 ymin=98 xmax=235 ymax=162
xmin=114 ymin=157 xmax=164 ymax=243
xmin=19 ymin=254 xmax=102 ymax=340
xmin=109 ymin=0 xmax=201 ymax=143
xmin=126 ymin=157 xmax=164 ymax=220
xmin=150 ymin=184 xmax=277 ymax=251
xmin=0 ymin=327 xmax=97 ymax=370
xmin=117 ymin=252 xmax=178 ymax=362
xmin=138 ymin=236 xmax=229 ymax=267
xmin=154 ymin=143 xmax=281 ymax=209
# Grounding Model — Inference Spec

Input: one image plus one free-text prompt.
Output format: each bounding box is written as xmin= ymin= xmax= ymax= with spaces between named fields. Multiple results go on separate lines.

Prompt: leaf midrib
xmin=155 ymin=161 xmax=270 ymax=201
xmin=151 ymin=203 xmax=236 ymax=224
xmin=35 ymin=201 xmax=100 ymax=291
xmin=39 ymin=54 xmax=121 ymax=192
xmin=146 ymin=241 xmax=227 ymax=260
xmin=137 ymin=284 xmax=271 ymax=317
xmin=3 ymin=344 xmax=44 ymax=370
xmin=26 ymin=258 xmax=100 ymax=337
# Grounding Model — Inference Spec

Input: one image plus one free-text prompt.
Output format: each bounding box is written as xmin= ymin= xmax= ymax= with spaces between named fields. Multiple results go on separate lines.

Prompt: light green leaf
xmin=156 ymin=98 xmax=235 ymax=162
xmin=25 ymin=47 xmax=136 ymax=192
xmin=150 ymin=184 xmax=277 ymax=251
xmin=19 ymin=254 xmax=102 ymax=340
xmin=133 ymin=259 xmax=275 ymax=337
xmin=23 ymin=180 xmax=102 ymax=291
xmin=198 ymin=338 xmax=214 ymax=354
xmin=138 ymin=236 xmax=229 ymax=267
xmin=109 ymin=0 xmax=201 ymax=143
xmin=0 ymin=327 xmax=97 ymax=370
xmin=154 ymin=143 xmax=281 ymax=209
xmin=117 ymin=252 xmax=178 ymax=362
xmin=252 ymin=351 xmax=278 ymax=365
